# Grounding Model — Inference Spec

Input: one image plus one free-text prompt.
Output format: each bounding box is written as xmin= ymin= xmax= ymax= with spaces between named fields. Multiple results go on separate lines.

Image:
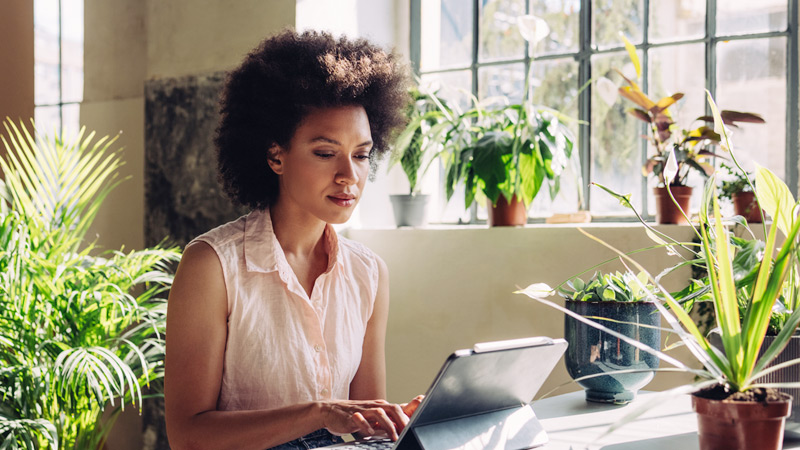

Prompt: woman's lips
xmin=328 ymin=195 xmax=356 ymax=207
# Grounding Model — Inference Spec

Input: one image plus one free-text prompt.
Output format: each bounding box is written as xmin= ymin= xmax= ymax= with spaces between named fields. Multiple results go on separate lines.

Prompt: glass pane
xmin=478 ymin=63 xmax=524 ymax=103
xmin=479 ymin=0 xmax=525 ymax=63
xmin=649 ymin=0 xmax=706 ymax=43
xmin=592 ymin=0 xmax=644 ymax=49
xmin=62 ymin=103 xmax=80 ymax=141
xmin=529 ymin=0 xmax=580 ymax=55
xmin=716 ymin=37 xmax=786 ymax=180
xmin=35 ymin=0 xmax=61 ymax=105
xmin=649 ymin=44 xmax=706 ymax=136
xmin=61 ymin=0 xmax=83 ymax=103
xmin=718 ymin=0 xmax=787 ymax=36
xmin=529 ymin=58 xmax=581 ymax=216
xmin=35 ymin=106 xmax=61 ymax=139
xmin=590 ymin=52 xmax=643 ymax=216
xmin=420 ymin=0 xmax=473 ymax=71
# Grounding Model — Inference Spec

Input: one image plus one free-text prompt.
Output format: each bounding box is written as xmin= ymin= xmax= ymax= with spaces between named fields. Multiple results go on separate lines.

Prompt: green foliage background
xmin=0 ymin=120 xmax=180 ymax=449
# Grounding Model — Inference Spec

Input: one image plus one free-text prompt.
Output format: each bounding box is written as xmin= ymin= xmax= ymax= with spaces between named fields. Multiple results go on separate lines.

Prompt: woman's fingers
xmin=401 ymin=395 xmax=424 ymax=417
xmin=351 ymin=411 xmax=374 ymax=435
xmin=369 ymin=408 xmax=398 ymax=440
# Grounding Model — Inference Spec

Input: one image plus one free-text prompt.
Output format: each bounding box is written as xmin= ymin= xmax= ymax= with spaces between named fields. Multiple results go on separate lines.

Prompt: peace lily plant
xmin=517 ymin=92 xmax=800 ymax=443
xmin=440 ymin=14 xmax=580 ymax=223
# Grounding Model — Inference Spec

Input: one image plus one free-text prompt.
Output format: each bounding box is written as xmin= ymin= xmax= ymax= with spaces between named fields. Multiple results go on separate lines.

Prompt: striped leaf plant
xmin=517 ymin=92 xmax=800 ymax=432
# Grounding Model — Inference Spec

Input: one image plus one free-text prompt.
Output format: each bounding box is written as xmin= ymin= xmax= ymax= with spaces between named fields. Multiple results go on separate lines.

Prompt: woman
xmin=164 ymin=30 xmax=421 ymax=450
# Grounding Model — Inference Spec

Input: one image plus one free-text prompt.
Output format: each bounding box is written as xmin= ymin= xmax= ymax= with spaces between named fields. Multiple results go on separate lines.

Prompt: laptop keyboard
xmin=336 ymin=438 xmax=394 ymax=449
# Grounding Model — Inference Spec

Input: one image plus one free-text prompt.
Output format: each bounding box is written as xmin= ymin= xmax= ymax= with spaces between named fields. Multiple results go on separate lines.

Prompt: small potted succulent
xmin=718 ymin=163 xmax=764 ymax=223
xmin=616 ymin=36 xmax=765 ymax=224
xmin=558 ymin=271 xmax=661 ymax=404
xmin=388 ymin=86 xmax=452 ymax=227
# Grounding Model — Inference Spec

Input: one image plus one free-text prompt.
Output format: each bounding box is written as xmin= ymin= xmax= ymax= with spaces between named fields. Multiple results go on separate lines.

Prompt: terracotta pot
xmin=487 ymin=195 xmax=527 ymax=227
xmin=692 ymin=389 xmax=792 ymax=450
xmin=653 ymin=186 xmax=692 ymax=225
xmin=732 ymin=191 xmax=764 ymax=223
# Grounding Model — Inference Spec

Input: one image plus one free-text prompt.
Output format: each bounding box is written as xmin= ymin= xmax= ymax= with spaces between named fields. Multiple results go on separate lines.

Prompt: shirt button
xmin=314 ymin=344 xmax=323 ymax=352
xmin=321 ymin=388 xmax=329 ymax=396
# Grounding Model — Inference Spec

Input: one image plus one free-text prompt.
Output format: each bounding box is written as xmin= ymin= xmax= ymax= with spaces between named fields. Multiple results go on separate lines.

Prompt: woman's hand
xmin=320 ymin=397 xmax=421 ymax=441
xmin=401 ymin=395 xmax=424 ymax=418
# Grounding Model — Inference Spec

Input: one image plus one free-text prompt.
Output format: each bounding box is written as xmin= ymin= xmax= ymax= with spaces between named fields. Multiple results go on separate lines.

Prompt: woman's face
xmin=269 ymin=105 xmax=372 ymax=225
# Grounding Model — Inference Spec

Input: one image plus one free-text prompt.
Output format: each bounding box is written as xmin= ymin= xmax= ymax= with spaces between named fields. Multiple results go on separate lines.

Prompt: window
xmin=411 ymin=0 xmax=798 ymax=221
xmin=34 ymin=0 xmax=83 ymax=138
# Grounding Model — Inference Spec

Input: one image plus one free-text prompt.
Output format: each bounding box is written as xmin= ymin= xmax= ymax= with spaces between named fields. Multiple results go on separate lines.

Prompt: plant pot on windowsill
xmin=389 ymin=194 xmax=430 ymax=227
xmin=487 ymin=194 xmax=528 ymax=227
xmin=732 ymin=191 xmax=764 ymax=223
xmin=653 ymin=185 xmax=692 ymax=225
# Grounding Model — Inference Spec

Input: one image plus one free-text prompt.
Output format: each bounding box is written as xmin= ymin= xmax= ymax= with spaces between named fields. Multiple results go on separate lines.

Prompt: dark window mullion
xmin=578 ymin=0 xmax=592 ymax=210
xmin=57 ymin=0 xmax=63 ymax=134
xmin=786 ymin=0 xmax=799 ymax=196
xmin=641 ymin=0 xmax=652 ymax=218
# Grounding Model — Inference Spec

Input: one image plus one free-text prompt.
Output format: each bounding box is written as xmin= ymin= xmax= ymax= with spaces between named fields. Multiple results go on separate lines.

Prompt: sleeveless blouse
xmin=187 ymin=208 xmax=380 ymax=411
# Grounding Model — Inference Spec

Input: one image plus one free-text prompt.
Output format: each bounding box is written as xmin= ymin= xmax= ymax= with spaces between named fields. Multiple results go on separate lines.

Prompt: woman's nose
xmin=335 ymin=158 xmax=358 ymax=185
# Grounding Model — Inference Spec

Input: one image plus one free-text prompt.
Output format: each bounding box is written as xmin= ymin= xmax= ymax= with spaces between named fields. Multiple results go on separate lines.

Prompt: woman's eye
xmin=314 ymin=152 xmax=335 ymax=159
xmin=354 ymin=154 xmax=370 ymax=161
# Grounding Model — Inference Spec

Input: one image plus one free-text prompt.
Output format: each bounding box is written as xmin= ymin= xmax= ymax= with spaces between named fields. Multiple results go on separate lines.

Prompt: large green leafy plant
xmin=519 ymin=92 xmax=800 ymax=413
xmin=442 ymin=103 xmax=576 ymax=210
xmin=0 ymin=120 xmax=180 ymax=449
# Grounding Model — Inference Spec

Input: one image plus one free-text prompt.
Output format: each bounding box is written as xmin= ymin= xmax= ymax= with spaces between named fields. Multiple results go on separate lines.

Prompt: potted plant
xmin=441 ymin=103 xmax=577 ymax=226
xmin=719 ymin=163 xmax=764 ymax=223
xmin=518 ymin=94 xmax=800 ymax=449
xmin=559 ymin=271 xmax=660 ymax=404
xmin=0 ymin=120 xmax=180 ymax=448
xmin=616 ymin=36 xmax=765 ymax=224
xmin=388 ymin=86 xmax=452 ymax=227
xmin=438 ymin=14 xmax=580 ymax=227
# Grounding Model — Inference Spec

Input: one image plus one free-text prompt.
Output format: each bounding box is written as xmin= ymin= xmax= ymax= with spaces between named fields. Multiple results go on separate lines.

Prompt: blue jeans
xmin=267 ymin=428 xmax=344 ymax=450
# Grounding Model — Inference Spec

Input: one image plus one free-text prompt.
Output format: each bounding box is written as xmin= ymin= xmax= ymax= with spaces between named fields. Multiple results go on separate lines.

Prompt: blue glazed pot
xmin=564 ymin=300 xmax=661 ymax=404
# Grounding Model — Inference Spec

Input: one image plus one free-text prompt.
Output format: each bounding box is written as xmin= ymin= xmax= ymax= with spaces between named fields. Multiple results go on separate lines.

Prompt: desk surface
xmin=534 ymin=391 xmax=800 ymax=449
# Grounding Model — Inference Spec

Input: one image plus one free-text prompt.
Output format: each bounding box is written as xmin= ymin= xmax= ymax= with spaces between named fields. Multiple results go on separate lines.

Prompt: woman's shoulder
xmin=337 ymin=234 xmax=383 ymax=269
xmin=189 ymin=213 xmax=249 ymax=251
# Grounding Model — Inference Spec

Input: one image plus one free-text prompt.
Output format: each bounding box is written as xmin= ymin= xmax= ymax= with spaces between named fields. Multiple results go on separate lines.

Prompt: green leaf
xmin=755 ymin=165 xmax=795 ymax=238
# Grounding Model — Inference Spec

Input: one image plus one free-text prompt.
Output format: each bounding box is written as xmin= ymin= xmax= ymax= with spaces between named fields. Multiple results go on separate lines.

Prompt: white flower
xmin=664 ymin=148 xmax=679 ymax=184
xmin=517 ymin=15 xmax=550 ymax=45
xmin=596 ymin=77 xmax=619 ymax=107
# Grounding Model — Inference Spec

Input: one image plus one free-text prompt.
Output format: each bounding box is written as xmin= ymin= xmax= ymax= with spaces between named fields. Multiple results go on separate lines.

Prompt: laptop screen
xmin=410 ymin=337 xmax=568 ymax=427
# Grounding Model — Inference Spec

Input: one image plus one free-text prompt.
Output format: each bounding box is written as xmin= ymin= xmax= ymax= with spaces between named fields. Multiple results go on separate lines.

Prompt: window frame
xmin=410 ymin=0 xmax=799 ymax=222
xmin=34 ymin=0 xmax=82 ymax=137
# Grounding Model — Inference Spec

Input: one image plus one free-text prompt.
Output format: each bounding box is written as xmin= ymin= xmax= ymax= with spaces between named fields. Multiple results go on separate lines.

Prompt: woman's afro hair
xmin=215 ymin=29 xmax=411 ymax=210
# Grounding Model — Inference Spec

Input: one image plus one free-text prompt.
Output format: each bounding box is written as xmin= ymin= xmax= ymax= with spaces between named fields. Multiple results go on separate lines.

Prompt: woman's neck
xmin=268 ymin=200 xmax=327 ymax=258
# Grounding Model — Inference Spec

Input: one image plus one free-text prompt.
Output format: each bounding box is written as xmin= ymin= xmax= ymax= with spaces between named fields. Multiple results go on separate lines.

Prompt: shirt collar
xmin=244 ymin=208 xmax=341 ymax=274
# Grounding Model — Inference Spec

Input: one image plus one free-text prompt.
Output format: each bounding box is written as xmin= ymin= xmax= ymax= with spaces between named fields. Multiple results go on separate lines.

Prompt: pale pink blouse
xmin=187 ymin=208 xmax=380 ymax=411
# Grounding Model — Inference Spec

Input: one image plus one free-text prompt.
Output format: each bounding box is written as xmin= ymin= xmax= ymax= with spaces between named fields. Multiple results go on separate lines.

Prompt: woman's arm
xmin=165 ymin=243 xmax=409 ymax=450
xmin=348 ymin=258 xmax=424 ymax=439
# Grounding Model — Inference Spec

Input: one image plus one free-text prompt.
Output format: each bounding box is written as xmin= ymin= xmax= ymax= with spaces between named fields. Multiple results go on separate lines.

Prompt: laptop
xmin=324 ymin=336 xmax=568 ymax=450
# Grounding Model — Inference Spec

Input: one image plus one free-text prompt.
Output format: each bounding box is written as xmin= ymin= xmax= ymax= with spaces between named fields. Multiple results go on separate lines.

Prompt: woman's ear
xmin=266 ymin=144 xmax=284 ymax=175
